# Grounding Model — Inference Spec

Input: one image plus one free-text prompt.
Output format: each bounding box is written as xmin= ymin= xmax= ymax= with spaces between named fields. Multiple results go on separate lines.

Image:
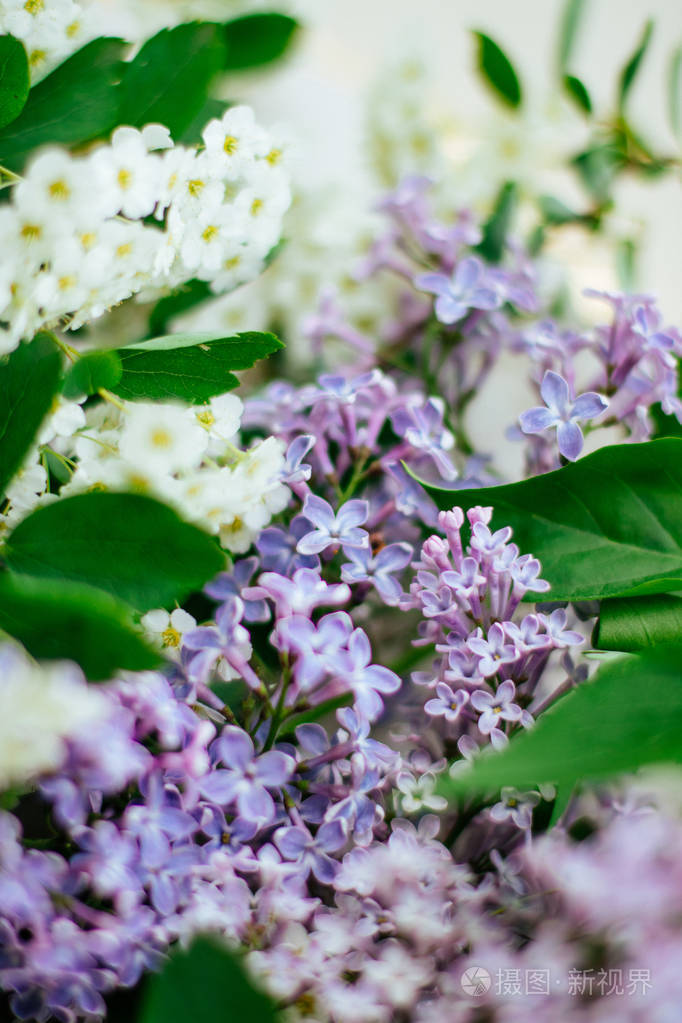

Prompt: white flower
xmin=201 ymin=105 xmax=269 ymax=179
xmin=118 ymin=401 xmax=208 ymax=478
xmin=194 ymin=392 xmax=243 ymax=442
xmin=140 ymin=607 xmax=196 ymax=659
xmin=0 ymin=643 xmax=108 ymax=787
xmin=91 ymin=126 xmax=162 ymax=219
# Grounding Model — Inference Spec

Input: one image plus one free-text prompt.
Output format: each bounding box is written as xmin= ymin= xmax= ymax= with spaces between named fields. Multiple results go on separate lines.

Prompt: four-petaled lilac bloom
xmin=204 ymin=558 xmax=269 ymax=623
xmin=336 ymin=628 xmax=401 ymax=721
xmin=471 ymin=680 xmax=526 ymax=749
xmin=296 ymin=495 xmax=369 ymax=556
xmin=542 ymin=608 xmax=583 ymax=647
xmin=341 ymin=542 xmax=413 ymax=605
xmin=424 ymin=683 xmax=470 ymax=723
xmin=414 ymin=256 xmax=500 ymax=325
xmin=256 ymin=518 xmax=320 ymax=574
xmin=274 ymin=819 xmax=347 ymax=884
xmin=389 ymin=398 xmax=457 ymax=480
xmin=468 ymin=623 xmax=519 ymax=677
xmin=519 ymin=370 xmax=608 ymax=461
xmin=244 ymin=567 xmax=350 ymax=619
xmin=489 ymin=787 xmax=541 ymax=830
xmin=199 ymin=726 xmax=294 ymax=825
xmin=281 ymin=435 xmax=315 ymax=485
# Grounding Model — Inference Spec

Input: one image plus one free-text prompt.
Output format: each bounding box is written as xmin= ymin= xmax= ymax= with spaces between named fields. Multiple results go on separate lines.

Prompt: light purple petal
xmin=414 ymin=271 xmax=450 ymax=296
xmin=435 ymin=293 xmax=465 ymax=324
xmin=255 ymin=750 xmax=295 ymax=786
xmin=519 ymin=406 xmax=558 ymax=434
xmin=556 ymin=420 xmax=584 ymax=461
xmin=275 ymin=826 xmax=308 ymax=859
xmin=199 ymin=770 xmax=239 ymax=804
xmin=301 ymin=495 xmax=335 ymax=530
xmin=454 ymin=256 xmax=481 ymax=291
xmin=336 ymin=499 xmax=369 ymax=531
xmin=570 ymin=392 xmax=608 ymax=421
xmin=296 ymin=529 xmax=334 ymax=555
xmin=238 ymin=784 xmax=275 ymax=823
xmin=316 ymin=819 xmax=347 ymax=853
xmin=540 ymin=371 xmax=570 ymax=416
xmin=215 ymin=726 xmax=254 ymax=770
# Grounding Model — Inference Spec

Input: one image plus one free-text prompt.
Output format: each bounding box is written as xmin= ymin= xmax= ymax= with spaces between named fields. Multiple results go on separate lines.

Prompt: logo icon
xmin=460 ymin=966 xmax=492 ymax=997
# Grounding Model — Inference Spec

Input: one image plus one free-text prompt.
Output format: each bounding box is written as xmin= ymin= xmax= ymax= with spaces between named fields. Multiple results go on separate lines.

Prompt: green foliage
xmin=475 ymin=181 xmax=517 ymax=263
xmin=538 ymin=194 xmax=583 ymax=226
xmin=0 ymin=574 xmax=159 ymax=679
xmin=119 ymin=23 xmax=226 ymax=139
xmin=572 ymin=143 xmax=622 ymax=203
xmin=650 ymin=403 xmax=682 ymax=440
xmin=139 ymin=936 xmax=279 ymax=1023
xmin=111 ymin=331 xmax=284 ymax=403
xmin=563 ymin=73 xmax=592 ymax=115
xmin=178 ymin=98 xmax=232 ymax=146
xmin=443 ymin=645 xmax=682 ymax=796
xmin=615 ymin=237 xmax=637 ymax=291
xmin=417 ymin=439 xmax=682 ymax=601
xmin=148 ymin=281 xmax=213 ymax=336
xmin=0 ymin=35 xmax=29 ymax=131
xmin=472 ymin=31 xmax=522 ymax=109
xmin=62 ymin=350 xmax=122 ymax=398
xmin=618 ymin=19 xmax=654 ymax=110
xmin=0 ymin=37 xmax=126 ymax=171
xmin=557 ymin=0 xmax=587 ymax=72
xmin=223 ymin=12 xmax=300 ymax=71
xmin=3 ymin=492 xmax=225 ymax=612
xmin=595 ymin=594 xmax=682 ymax=652
xmin=0 ymin=333 xmax=62 ymax=498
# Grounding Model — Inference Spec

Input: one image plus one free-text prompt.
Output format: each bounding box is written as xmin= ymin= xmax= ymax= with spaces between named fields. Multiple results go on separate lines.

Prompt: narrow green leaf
xmin=0 ymin=35 xmax=29 ymax=131
xmin=669 ymin=44 xmax=682 ymax=142
xmin=223 ymin=13 xmax=300 ymax=71
xmin=558 ymin=0 xmax=587 ymax=71
xmin=443 ymin=646 xmax=682 ymax=796
xmin=473 ymin=31 xmax=522 ymax=109
xmin=595 ymin=594 xmax=682 ymax=651
xmin=148 ymin=280 xmax=213 ymax=336
xmin=111 ymin=331 xmax=284 ymax=403
xmin=563 ymin=73 xmax=592 ymax=114
xmin=572 ymin=143 xmax=622 ymax=202
xmin=416 ymin=439 xmax=682 ymax=602
xmin=0 ymin=332 xmax=62 ymax=498
xmin=618 ymin=19 xmax=654 ymax=109
xmin=0 ymin=573 xmax=158 ymax=680
xmin=277 ymin=693 xmax=354 ymax=739
xmin=3 ymin=492 xmax=225 ymax=612
xmin=62 ymin=350 xmax=122 ymax=398
xmin=119 ymin=23 xmax=226 ymax=139
xmin=615 ymin=237 xmax=637 ymax=291
xmin=140 ymin=936 xmax=279 ymax=1023
xmin=538 ymin=194 xmax=582 ymax=225
xmin=475 ymin=181 xmax=517 ymax=263
xmin=0 ymin=38 xmax=127 ymax=172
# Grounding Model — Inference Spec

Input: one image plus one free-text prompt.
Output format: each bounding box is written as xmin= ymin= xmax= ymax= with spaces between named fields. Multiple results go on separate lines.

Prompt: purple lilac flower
xmin=204 ymin=557 xmax=270 ymax=622
xmin=123 ymin=771 xmax=197 ymax=869
xmin=389 ymin=397 xmax=457 ymax=480
xmin=489 ymin=787 xmax=541 ymax=830
xmin=519 ymin=370 xmax=608 ymax=461
xmin=341 ymin=542 xmax=413 ymax=605
xmin=274 ymin=611 xmax=354 ymax=693
xmin=336 ymin=628 xmax=401 ymax=721
xmin=281 ymin=434 xmax=315 ymax=486
xmin=414 ymin=256 xmax=500 ymax=324
xmin=424 ymin=683 xmax=470 ymax=723
xmin=200 ymin=726 xmax=294 ymax=825
xmin=296 ymin=495 xmax=369 ymax=556
xmin=468 ymin=623 xmax=520 ymax=677
xmin=256 ymin=517 xmax=320 ymax=574
xmin=244 ymin=567 xmax=350 ymax=618
xmin=274 ymin=820 xmax=347 ymax=884
xmin=182 ymin=596 xmax=254 ymax=685
xmin=470 ymin=680 xmax=527 ymax=749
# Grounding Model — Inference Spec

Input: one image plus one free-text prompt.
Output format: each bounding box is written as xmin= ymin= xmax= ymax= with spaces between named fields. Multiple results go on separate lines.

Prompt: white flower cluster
xmin=0 ymin=0 xmax=95 ymax=82
xmin=0 ymin=106 xmax=290 ymax=356
xmin=0 ymin=642 xmax=108 ymax=787
xmin=3 ymin=389 xmax=290 ymax=553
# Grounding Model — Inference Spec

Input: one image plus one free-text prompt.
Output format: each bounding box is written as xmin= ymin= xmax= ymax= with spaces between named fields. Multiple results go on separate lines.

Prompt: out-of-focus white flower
xmin=0 ymin=643 xmax=109 ymax=787
xmin=118 ymin=402 xmax=208 ymax=478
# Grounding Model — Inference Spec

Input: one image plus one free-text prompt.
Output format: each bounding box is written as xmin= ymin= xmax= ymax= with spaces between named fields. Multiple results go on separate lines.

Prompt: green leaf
xmin=0 ymin=332 xmax=62 ymax=498
xmin=443 ymin=646 xmax=682 ymax=796
xmin=119 ymin=23 xmax=226 ymax=139
xmin=111 ymin=331 xmax=284 ymax=403
xmin=618 ymin=19 xmax=654 ymax=110
xmin=0 ymin=573 xmax=158 ymax=680
xmin=558 ymin=0 xmax=587 ymax=72
xmin=0 ymin=35 xmax=29 ymax=131
xmin=3 ymin=492 xmax=225 ymax=612
xmin=475 ymin=181 xmax=517 ymax=263
xmin=472 ymin=32 xmax=522 ymax=109
xmin=669 ymin=44 xmax=682 ymax=142
xmin=0 ymin=38 xmax=127 ymax=172
xmin=223 ymin=13 xmax=300 ymax=71
xmin=148 ymin=280 xmax=213 ymax=336
xmin=538 ymin=194 xmax=583 ymax=225
xmin=140 ymin=936 xmax=279 ymax=1023
xmin=562 ymin=73 xmax=592 ymax=114
xmin=595 ymin=593 xmax=682 ymax=652
xmin=62 ymin=350 xmax=122 ymax=398
xmin=650 ymin=402 xmax=682 ymax=440
xmin=572 ymin=143 xmax=622 ymax=203
xmin=416 ymin=439 xmax=682 ymax=602
xmin=615 ymin=237 xmax=637 ymax=291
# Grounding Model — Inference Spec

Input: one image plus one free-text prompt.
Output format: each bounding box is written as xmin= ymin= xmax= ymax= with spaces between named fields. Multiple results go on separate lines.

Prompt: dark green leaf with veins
xmin=0 ymin=35 xmax=29 ymax=131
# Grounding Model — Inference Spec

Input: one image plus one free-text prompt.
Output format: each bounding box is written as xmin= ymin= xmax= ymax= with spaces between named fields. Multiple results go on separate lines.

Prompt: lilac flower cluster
xmin=404 ymin=505 xmax=583 ymax=763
